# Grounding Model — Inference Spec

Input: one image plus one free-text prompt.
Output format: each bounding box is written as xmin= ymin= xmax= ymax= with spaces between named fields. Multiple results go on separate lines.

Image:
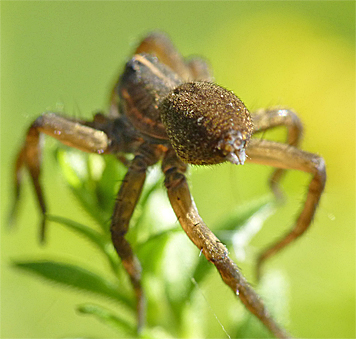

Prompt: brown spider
xmin=12 ymin=32 xmax=326 ymax=338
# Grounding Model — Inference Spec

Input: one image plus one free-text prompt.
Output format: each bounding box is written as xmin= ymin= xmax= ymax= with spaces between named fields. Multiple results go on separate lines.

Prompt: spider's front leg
xmin=11 ymin=113 xmax=110 ymax=241
xmin=246 ymin=139 xmax=326 ymax=278
xmin=162 ymin=149 xmax=291 ymax=339
xmin=110 ymin=143 xmax=163 ymax=331
xmin=252 ymin=108 xmax=303 ymax=199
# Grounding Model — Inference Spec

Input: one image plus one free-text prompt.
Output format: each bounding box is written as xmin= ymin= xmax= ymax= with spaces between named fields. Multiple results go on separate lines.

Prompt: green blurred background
xmin=1 ymin=1 xmax=354 ymax=338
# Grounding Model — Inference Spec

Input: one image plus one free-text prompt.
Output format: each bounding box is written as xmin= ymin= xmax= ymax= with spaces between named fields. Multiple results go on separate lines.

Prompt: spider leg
xmin=135 ymin=32 xmax=214 ymax=82
xmin=111 ymin=144 xmax=163 ymax=331
xmin=246 ymin=139 xmax=326 ymax=279
xmin=135 ymin=32 xmax=191 ymax=80
xmin=252 ymin=108 xmax=303 ymax=200
xmin=186 ymin=57 xmax=213 ymax=81
xmin=11 ymin=113 xmax=111 ymax=242
xmin=162 ymin=149 xmax=291 ymax=339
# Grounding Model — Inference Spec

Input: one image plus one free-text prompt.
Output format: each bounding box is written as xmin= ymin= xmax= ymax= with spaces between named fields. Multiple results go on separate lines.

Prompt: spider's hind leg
xmin=135 ymin=32 xmax=191 ymax=80
xmin=135 ymin=32 xmax=213 ymax=82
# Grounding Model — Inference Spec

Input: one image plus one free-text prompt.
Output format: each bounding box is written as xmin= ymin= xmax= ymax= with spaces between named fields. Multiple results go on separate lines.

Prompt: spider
xmin=12 ymin=32 xmax=326 ymax=338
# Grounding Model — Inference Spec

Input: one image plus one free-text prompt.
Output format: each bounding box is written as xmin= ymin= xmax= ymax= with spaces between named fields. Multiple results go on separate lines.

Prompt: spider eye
xmin=160 ymin=81 xmax=253 ymax=165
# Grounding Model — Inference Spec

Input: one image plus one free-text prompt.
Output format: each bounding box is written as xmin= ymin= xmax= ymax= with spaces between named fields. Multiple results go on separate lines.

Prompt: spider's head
xmin=160 ymin=81 xmax=253 ymax=165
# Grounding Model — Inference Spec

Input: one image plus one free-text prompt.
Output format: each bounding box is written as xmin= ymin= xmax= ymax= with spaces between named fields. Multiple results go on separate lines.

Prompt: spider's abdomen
xmin=118 ymin=54 xmax=182 ymax=140
xmin=160 ymin=82 xmax=253 ymax=165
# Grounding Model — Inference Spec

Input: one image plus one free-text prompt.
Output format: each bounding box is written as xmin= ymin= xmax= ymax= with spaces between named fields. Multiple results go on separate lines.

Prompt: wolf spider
xmin=12 ymin=32 xmax=326 ymax=338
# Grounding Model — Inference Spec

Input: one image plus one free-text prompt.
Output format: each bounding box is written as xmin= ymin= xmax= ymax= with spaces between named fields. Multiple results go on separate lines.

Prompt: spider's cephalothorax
xmin=117 ymin=53 xmax=252 ymax=166
xmin=12 ymin=31 xmax=326 ymax=339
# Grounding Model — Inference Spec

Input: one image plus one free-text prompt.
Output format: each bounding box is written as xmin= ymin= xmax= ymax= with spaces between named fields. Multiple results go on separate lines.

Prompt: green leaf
xmin=77 ymin=303 xmax=136 ymax=336
xmin=77 ymin=303 xmax=177 ymax=338
xmin=95 ymin=155 xmax=127 ymax=213
xmin=138 ymin=227 xmax=180 ymax=273
xmin=47 ymin=215 xmax=107 ymax=249
xmin=13 ymin=261 xmax=133 ymax=308
xmin=129 ymin=168 xmax=164 ymax=241
xmin=217 ymin=194 xmax=275 ymax=232
xmin=56 ymin=149 xmax=120 ymax=229
xmin=46 ymin=215 xmax=121 ymax=275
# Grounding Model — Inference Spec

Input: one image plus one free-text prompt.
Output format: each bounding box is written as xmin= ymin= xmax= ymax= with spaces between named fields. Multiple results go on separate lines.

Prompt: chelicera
xmin=12 ymin=32 xmax=326 ymax=338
